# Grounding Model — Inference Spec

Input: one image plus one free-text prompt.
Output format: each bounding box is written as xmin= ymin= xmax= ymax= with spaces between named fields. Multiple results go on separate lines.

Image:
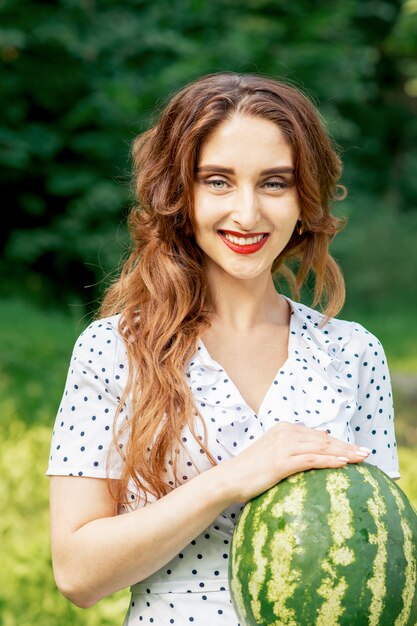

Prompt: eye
xmin=262 ymin=179 xmax=288 ymax=190
xmin=203 ymin=178 xmax=229 ymax=190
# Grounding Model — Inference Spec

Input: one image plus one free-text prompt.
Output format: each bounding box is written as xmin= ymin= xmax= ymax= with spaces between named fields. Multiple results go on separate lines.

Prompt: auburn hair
xmin=100 ymin=72 xmax=347 ymax=506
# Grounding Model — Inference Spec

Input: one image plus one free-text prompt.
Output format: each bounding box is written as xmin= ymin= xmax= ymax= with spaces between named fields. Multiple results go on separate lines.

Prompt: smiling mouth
xmin=218 ymin=230 xmax=268 ymax=245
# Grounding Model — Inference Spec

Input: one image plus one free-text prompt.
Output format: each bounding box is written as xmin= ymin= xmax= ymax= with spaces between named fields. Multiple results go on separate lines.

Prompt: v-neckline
xmin=197 ymin=296 xmax=295 ymax=417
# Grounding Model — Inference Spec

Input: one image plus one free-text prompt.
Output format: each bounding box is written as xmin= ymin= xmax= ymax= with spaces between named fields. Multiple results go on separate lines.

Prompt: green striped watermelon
xmin=229 ymin=463 xmax=417 ymax=626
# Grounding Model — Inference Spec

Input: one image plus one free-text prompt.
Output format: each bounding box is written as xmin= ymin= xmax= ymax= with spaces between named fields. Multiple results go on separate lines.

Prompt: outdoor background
xmin=1 ymin=0 xmax=417 ymax=624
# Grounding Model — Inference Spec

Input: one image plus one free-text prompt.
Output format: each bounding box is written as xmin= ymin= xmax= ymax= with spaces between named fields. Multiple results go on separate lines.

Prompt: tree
xmin=1 ymin=0 xmax=415 ymax=307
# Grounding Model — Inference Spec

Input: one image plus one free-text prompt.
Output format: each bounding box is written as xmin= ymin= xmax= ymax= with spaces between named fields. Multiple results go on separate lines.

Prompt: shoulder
xmin=47 ymin=314 xmax=128 ymax=479
xmin=69 ymin=314 xmax=128 ymax=388
xmin=72 ymin=315 xmax=125 ymax=358
xmin=288 ymin=299 xmax=353 ymax=336
xmin=75 ymin=314 xmax=123 ymax=347
xmin=287 ymin=297 xmax=386 ymax=361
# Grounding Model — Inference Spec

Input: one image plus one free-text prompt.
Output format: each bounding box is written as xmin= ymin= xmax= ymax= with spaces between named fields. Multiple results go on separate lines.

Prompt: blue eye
xmin=204 ymin=179 xmax=228 ymax=190
xmin=264 ymin=180 xmax=287 ymax=190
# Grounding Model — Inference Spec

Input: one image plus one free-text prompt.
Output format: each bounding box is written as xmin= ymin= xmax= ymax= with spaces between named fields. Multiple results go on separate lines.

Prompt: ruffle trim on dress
xmin=185 ymin=297 xmax=357 ymax=456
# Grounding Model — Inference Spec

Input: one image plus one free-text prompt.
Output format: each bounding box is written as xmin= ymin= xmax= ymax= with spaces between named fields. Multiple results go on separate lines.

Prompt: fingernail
xmin=356 ymin=447 xmax=371 ymax=456
xmin=338 ymin=456 xmax=349 ymax=462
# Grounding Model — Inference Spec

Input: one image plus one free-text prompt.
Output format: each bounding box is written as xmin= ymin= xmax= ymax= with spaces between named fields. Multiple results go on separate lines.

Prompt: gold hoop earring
xmin=297 ymin=221 xmax=304 ymax=236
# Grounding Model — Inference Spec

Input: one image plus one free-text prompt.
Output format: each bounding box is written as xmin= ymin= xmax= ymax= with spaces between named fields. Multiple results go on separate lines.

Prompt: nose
xmin=230 ymin=186 xmax=260 ymax=231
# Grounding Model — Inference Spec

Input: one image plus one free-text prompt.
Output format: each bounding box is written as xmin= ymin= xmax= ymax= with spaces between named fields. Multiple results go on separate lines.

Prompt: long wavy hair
xmin=100 ymin=72 xmax=347 ymax=505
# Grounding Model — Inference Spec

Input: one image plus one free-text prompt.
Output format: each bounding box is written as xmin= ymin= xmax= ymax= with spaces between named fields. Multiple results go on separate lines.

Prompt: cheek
xmin=272 ymin=204 xmax=300 ymax=231
xmin=285 ymin=199 xmax=301 ymax=224
xmin=191 ymin=189 xmax=205 ymax=231
xmin=194 ymin=194 xmax=221 ymax=230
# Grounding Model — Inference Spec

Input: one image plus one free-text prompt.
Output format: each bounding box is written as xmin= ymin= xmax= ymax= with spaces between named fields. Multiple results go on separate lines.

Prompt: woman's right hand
xmin=217 ymin=421 xmax=370 ymax=504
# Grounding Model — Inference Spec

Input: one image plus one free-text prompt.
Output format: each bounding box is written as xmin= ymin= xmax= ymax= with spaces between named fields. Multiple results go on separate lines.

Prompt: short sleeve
xmin=46 ymin=316 xmax=129 ymax=479
xmin=350 ymin=323 xmax=400 ymax=479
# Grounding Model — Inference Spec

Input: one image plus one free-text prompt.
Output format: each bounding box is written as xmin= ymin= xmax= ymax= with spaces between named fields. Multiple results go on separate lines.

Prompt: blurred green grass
xmin=0 ymin=298 xmax=130 ymax=624
xmin=0 ymin=297 xmax=416 ymax=624
xmin=342 ymin=307 xmax=417 ymax=374
xmin=0 ymin=298 xmax=90 ymax=426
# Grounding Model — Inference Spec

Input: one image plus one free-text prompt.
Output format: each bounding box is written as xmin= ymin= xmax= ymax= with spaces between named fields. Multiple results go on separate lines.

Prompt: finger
xmin=288 ymin=425 xmax=349 ymax=447
xmin=284 ymin=453 xmax=347 ymax=478
xmin=288 ymin=452 xmax=366 ymax=475
xmin=296 ymin=428 xmax=372 ymax=457
xmin=322 ymin=440 xmax=371 ymax=459
xmin=287 ymin=438 xmax=371 ymax=462
xmin=272 ymin=422 xmax=372 ymax=462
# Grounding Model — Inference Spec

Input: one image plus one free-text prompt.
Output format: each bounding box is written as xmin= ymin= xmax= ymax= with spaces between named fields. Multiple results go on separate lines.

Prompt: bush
xmin=0 ymin=415 xmax=129 ymax=626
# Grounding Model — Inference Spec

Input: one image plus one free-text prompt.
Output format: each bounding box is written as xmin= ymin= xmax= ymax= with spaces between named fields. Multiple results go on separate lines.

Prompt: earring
xmin=297 ymin=220 xmax=304 ymax=236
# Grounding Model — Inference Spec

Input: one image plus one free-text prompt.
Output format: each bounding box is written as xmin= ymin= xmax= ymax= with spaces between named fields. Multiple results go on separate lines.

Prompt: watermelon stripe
xmin=341 ymin=466 xmax=377 ymax=623
xmin=388 ymin=485 xmax=417 ymax=626
xmin=286 ymin=470 xmax=332 ymax=624
xmin=315 ymin=471 xmax=354 ymax=626
xmin=266 ymin=473 xmax=307 ymax=626
xmin=229 ymin=502 xmax=251 ymax=624
xmin=357 ymin=465 xmax=388 ymax=626
xmin=248 ymin=521 xmax=269 ymax=622
xmin=248 ymin=487 xmax=278 ymax=624
xmin=366 ymin=466 xmax=407 ymax=625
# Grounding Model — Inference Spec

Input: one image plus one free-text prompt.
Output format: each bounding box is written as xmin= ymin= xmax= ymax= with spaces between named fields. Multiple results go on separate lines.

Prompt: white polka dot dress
xmin=46 ymin=296 xmax=400 ymax=624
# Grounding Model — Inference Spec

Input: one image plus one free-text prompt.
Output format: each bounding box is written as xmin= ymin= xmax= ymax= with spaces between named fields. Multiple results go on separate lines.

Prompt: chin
xmin=222 ymin=265 xmax=271 ymax=281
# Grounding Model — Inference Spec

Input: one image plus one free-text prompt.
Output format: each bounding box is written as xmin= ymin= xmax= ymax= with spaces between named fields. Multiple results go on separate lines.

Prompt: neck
xmin=206 ymin=268 xmax=288 ymax=332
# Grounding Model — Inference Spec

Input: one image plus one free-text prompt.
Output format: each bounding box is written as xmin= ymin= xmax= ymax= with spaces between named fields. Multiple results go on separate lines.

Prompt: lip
xmin=218 ymin=229 xmax=268 ymax=238
xmin=218 ymin=231 xmax=269 ymax=254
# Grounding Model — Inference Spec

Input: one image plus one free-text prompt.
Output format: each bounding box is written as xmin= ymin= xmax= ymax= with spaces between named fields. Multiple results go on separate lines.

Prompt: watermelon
xmin=229 ymin=463 xmax=417 ymax=626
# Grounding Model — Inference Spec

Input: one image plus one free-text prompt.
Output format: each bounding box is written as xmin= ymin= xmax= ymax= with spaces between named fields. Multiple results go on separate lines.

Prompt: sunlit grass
xmin=0 ymin=415 xmax=129 ymax=626
xmin=398 ymin=447 xmax=417 ymax=510
xmin=0 ymin=298 xmax=90 ymax=426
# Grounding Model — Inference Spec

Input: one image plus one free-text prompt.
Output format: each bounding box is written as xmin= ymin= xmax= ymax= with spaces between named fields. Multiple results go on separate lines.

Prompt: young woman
xmin=47 ymin=72 xmax=400 ymax=625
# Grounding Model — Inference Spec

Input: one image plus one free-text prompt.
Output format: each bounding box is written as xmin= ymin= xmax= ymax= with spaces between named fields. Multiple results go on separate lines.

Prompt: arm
xmin=350 ymin=323 xmax=400 ymax=478
xmin=50 ymin=422 xmax=369 ymax=609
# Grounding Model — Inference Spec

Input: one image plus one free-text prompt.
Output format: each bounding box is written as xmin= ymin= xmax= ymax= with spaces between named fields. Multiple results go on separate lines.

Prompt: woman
xmin=47 ymin=72 xmax=400 ymax=625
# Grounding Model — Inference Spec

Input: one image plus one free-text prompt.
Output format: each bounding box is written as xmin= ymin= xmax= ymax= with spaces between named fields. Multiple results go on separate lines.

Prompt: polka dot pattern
xmin=46 ymin=297 xmax=399 ymax=624
xmin=123 ymin=591 xmax=239 ymax=625
xmin=47 ymin=315 xmax=130 ymax=481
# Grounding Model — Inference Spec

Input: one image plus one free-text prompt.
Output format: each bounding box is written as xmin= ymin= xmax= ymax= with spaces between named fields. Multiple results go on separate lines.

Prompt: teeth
xmin=222 ymin=232 xmax=265 ymax=245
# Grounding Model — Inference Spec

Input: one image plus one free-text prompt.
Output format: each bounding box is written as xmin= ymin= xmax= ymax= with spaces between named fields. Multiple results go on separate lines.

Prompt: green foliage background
xmin=1 ymin=0 xmax=417 ymax=310
xmin=1 ymin=0 xmax=417 ymax=623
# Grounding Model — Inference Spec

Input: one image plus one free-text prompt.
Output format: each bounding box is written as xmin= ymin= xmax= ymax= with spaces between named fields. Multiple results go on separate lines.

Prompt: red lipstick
xmin=219 ymin=229 xmax=268 ymax=238
xmin=218 ymin=231 xmax=269 ymax=255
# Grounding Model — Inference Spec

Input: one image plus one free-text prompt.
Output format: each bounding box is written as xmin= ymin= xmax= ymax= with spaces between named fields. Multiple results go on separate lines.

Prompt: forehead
xmin=197 ymin=115 xmax=293 ymax=168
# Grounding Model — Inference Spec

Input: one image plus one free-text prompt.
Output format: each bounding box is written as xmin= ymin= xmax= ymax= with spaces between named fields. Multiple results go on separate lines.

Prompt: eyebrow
xmin=196 ymin=165 xmax=295 ymax=176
